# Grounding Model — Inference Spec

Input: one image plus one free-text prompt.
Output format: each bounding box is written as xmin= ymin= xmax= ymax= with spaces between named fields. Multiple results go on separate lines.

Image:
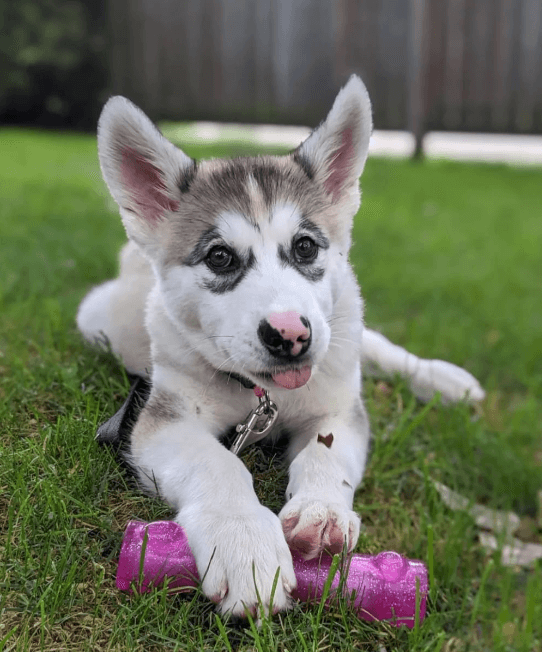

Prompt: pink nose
xmin=268 ymin=311 xmax=311 ymax=357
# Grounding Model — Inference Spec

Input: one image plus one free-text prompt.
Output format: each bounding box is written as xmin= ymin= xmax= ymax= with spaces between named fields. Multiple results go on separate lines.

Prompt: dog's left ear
xmin=294 ymin=75 xmax=372 ymax=203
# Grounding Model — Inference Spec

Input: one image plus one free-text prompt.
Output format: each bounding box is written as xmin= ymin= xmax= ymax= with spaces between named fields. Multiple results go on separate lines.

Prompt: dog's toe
xmin=200 ymin=566 xmax=229 ymax=607
xmin=280 ymin=499 xmax=360 ymax=560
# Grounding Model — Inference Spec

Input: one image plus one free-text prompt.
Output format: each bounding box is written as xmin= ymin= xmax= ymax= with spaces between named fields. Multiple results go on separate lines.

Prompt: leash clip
xmin=230 ymin=390 xmax=278 ymax=456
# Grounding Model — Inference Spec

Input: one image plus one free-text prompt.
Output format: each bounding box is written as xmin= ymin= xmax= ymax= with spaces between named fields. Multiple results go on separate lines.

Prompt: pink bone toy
xmin=117 ymin=520 xmax=428 ymax=627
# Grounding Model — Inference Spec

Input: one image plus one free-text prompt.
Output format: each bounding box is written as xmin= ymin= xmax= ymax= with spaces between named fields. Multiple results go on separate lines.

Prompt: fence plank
xmin=333 ymin=0 xmax=383 ymax=120
xmin=464 ymin=0 xmax=494 ymax=130
xmin=515 ymin=0 xmax=542 ymax=131
xmin=107 ymin=0 xmax=128 ymax=99
xmin=139 ymin=0 xmax=163 ymax=115
xmin=491 ymin=0 xmax=517 ymax=131
xmin=273 ymin=0 xmax=335 ymax=120
xmin=220 ymin=0 xmax=256 ymax=115
xmin=254 ymin=0 xmax=275 ymax=120
xmin=443 ymin=0 xmax=467 ymax=128
xmin=158 ymin=0 xmax=192 ymax=118
xmin=424 ymin=0 xmax=447 ymax=129
xmin=379 ymin=0 xmax=409 ymax=129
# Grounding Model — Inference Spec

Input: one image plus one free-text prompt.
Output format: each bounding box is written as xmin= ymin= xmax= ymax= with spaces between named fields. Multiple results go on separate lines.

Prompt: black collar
xmin=220 ymin=370 xmax=256 ymax=390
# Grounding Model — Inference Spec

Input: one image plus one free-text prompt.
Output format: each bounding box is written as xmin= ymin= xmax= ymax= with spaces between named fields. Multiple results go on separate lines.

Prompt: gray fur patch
xmin=292 ymin=148 xmax=315 ymax=180
xmin=178 ymin=159 xmax=198 ymax=193
xmin=141 ymin=389 xmax=182 ymax=424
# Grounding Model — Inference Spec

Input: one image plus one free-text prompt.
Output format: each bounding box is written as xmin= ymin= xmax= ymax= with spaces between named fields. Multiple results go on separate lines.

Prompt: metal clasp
xmin=230 ymin=390 xmax=278 ymax=456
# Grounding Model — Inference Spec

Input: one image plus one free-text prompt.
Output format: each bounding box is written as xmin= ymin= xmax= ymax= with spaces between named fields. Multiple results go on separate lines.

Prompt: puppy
xmin=78 ymin=75 xmax=484 ymax=616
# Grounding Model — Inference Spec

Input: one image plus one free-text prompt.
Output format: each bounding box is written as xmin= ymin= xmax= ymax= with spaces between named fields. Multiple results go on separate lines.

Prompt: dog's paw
xmin=179 ymin=504 xmax=296 ymax=617
xmin=279 ymin=497 xmax=361 ymax=560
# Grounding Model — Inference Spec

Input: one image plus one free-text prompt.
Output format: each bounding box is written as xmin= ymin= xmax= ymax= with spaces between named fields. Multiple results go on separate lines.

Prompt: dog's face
xmin=97 ymin=76 xmax=372 ymax=390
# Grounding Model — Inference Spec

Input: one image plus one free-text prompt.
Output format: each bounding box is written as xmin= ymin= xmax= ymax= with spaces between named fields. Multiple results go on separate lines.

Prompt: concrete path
xmin=179 ymin=122 xmax=542 ymax=166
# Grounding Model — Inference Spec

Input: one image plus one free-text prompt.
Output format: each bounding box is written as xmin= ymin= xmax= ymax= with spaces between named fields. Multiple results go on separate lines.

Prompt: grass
xmin=1 ymin=126 xmax=541 ymax=651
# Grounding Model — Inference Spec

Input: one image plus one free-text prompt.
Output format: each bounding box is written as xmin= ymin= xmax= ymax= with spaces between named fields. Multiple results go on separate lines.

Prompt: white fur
xmin=78 ymin=75 xmax=485 ymax=617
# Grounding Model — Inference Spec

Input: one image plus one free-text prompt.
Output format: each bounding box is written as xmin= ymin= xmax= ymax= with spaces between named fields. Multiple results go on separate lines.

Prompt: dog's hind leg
xmin=77 ymin=241 xmax=153 ymax=376
xmin=361 ymin=328 xmax=485 ymax=404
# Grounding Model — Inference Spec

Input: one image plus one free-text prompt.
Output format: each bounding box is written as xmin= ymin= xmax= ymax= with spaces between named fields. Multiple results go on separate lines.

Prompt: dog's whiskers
xmin=326 ymin=310 xmax=351 ymax=322
xmin=330 ymin=335 xmax=358 ymax=346
xmin=329 ymin=328 xmax=355 ymax=337
xmin=326 ymin=315 xmax=347 ymax=325
xmin=199 ymin=335 xmax=235 ymax=340
xmin=202 ymin=355 xmax=237 ymax=397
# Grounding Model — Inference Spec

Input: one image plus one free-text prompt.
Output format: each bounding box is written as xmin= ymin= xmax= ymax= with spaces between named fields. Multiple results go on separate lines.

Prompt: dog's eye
xmin=206 ymin=245 xmax=237 ymax=272
xmin=294 ymin=236 xmax=318 ymax=263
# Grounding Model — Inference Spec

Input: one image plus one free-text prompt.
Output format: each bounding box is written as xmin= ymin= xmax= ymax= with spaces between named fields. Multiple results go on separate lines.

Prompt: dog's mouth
xmin=253 ymin=365 xmax=312 ymax=390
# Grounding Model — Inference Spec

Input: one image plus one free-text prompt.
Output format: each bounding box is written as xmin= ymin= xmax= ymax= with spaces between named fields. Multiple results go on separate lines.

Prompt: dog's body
xmin=78 ymin=76 xmax=484 ymax=616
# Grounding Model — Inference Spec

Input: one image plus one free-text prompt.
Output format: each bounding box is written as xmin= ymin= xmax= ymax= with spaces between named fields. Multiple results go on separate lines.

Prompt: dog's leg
xmin=279 ymin=398 xmax=370 ymax=559
xmin=362 ymin=328 xmax=485 ymax=404
xmin=131 ymin=396 xmax=296 ymax=617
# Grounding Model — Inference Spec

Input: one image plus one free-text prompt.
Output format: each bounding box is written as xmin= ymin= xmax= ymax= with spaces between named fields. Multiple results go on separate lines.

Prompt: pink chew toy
xmin=117 ymin=520 xmax=428 ymax=627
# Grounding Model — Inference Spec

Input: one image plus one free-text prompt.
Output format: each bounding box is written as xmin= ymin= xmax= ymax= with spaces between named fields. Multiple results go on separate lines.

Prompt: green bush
xmin=0 ymin=0 xmax=107 ymax=129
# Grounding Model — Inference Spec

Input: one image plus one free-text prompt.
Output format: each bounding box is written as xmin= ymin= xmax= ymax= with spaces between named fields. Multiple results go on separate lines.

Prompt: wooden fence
xmin=107 ymin=0 xmax=542 ymax=138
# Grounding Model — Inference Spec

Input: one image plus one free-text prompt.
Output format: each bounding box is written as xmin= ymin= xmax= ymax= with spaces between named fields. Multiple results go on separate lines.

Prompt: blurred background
xmin=1 ymin=0 xmax=542 ymax=150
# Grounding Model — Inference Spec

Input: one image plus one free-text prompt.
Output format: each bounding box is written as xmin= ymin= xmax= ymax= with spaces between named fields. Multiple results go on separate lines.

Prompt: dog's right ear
xmin=97 ymin=96 xmax=195 ymax=246
xmin=294 ymin=75 xmax=372 ymax=205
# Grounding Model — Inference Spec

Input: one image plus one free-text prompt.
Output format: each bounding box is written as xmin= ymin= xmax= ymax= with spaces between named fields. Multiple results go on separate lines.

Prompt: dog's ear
xmin=97 ymin=96 xmax=195 ymax=245
xmin=294 ymin=75 xmax=372 ymax=203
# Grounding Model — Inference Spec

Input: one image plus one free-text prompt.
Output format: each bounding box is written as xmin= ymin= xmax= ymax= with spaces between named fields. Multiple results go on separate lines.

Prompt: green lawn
xmin=1 ymin=127 xmax=541 ymax=651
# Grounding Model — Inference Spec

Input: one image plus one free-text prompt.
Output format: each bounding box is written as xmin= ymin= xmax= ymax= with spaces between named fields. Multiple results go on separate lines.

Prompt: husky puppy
xmin=78 ymin=76 xmax=484 ymax=616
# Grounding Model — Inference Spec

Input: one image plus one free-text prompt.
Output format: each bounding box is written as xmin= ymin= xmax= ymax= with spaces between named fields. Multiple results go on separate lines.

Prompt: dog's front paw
xmin=180 ymin=504 xmax=296 ymax=617
xmin=279 ymin=497 xmax=361 ymax=560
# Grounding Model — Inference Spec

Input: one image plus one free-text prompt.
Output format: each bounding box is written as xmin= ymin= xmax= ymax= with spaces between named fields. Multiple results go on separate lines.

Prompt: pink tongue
xmin=272 ymin=366 xmax=311 ymax=390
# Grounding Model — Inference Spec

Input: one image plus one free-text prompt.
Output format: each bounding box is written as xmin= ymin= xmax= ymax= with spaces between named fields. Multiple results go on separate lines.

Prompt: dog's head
xmin=97 ymin=76 xmax=372 ymax=391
